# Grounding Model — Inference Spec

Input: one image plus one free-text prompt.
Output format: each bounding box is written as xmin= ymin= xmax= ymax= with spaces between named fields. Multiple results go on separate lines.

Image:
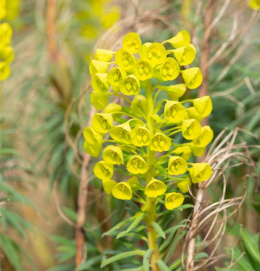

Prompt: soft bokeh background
xmin=1 ymin=0 xmax=260 ymax=270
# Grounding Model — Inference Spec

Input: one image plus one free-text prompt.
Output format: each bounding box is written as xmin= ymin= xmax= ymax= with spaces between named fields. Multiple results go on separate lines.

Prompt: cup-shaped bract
xmin=190 ymin=144 xmax=206 ymax=157
xmin=91 ymin=73 xmax=110 ymax=92
xmin=171 ymin=146 xmax=191 ymax=161
xmin=144 ymin=42 xmax=167 ymax=67
xmin=103 ymin=145 xmax=124 ymax=165
xmin=145 ymin=178 xmax=167 ymax=198
xmin=182 ymin=67 xmax=203 ymax=89
xmin=107 ymin=67 xmax=126 ymax=87
xmin=139 ymin=42 xmax=151 ymax=59
xmin=158 ymin=84 xmax=186 ymax=101
xmin=94 ymin=161 xmax=113 ymax=179
xmin=173 ymin=44 xmax=196 ymax=66
xmin=168 ymin=156 xmax=188 ymax=175
xmin=104 ymin=103 xmax=122 ymax=115
xmin=94 ymin=49 xmax=115 ymax=62
xmin=150 ymin=133 xmax=171 ymax=152
xmin=115 ymin=48 xmax=136 ymax=72
xmin=130 ymin=126 xmax=152 ymax=147
xmin=122 ymin=32 xmax=142 ymax=54
xmin=127 ymin=155 xmax=149 ymax=174
xmin=0 ymin=23 xmax=12 ymax=45
xmin=164 ymin=101 xmax=188 ymax=123
xmin=182 ymin=119 xmax=202 ymax=140
xmin=91 ymin=91 xmax=109 ymax=110
xmin=0 ymin=45 xmax=14 ymax=63
xmin=110 ymin=122 xmax=131 ymax=144
xmin=187 ymin=107 xmax=204 ymax=122
xmin=89 ymin=60 xmax=110 ymax=75
xmin=127 ymin=176 xmax=143 ymax=190
xmin=92 ymin=113 xmax=113 ymax=134
xmin=102 ymin=179 xmax=117 ymax=194
xmin=193 ymin=96 xmax=213 ymax=117
xmin=0 ymin=62 xmax=10 ymax=81
xmin=83 ymin=127 xmax=103 ymax=145
xmin=84 ymin=141 xmax=102 ymax=157
xmin=189 ymin=163 xmax=212 ymax=183
xmin=165 ymin=192 xmax=184 ymax=210
xmin=192 ymin=126 xmax=213 ymax=147
xmin=119 ymin=75 xmax=140 ymax=96
xmin=159 ymin=57 xmax=180 ymax=81
xmin=112 ymin=182 xmax=132 ymax=200
xmin=131 ymin=95 xmax=147 ymax=117
xmin=166 ymin=30 xmax=190 ymax=48
xmin=177 ymin=178 xmax=191 ymax=193
xmin=134 ymin=59 xmax=153 ymax=81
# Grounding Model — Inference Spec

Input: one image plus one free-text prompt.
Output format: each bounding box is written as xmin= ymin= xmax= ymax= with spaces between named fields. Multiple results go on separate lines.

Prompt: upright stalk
xmin=145 ymin=81 xmax=160 ymax=271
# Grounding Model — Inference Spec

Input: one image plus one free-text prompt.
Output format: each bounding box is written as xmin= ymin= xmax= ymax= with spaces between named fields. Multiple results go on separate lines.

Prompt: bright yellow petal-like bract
xmin=165 ymin=192 xmax=184 ymax=210
xmin=173 ymin=44 xmax=196 ymax=66
xmin=168 ymin=156 xmax=188 ymax=175
xmin=83 ymin=140 xmax=101 ymax=157
xmin=83 ymin=127 xmax=103 ymax=145
xmin=190 ymin=144 xmax=206 ymax=157
xmin=115 ymin=48 xmax=136 ymax=72
xmin=193 ymin=96 xmax=213 ymax=118
xmin=177 ymin=178 xmax=191 ymax=193
xmin=94 ymin=161 xmax=113 ymax=179
xmin=158 ymin=57 xmax=180 ymax=81
xmin=143 ymin=43 xmax=167 ymax=67
xmin=145 ymin=178 xmax=167 ymax=198
xmin=110 ymin=122 xmax=131 ymax=144
xmin=158 ymin=84 xmax=186 ymax=101
xmin=112 ymin=182 xmax=132 ymax=200
xmin=104 ymin=103 xmax=122 ymax=116
xmin=150 ymin=133 xmax=171 ymax=152
xmin=89 ymin=60 xmax=110 ymax=75
xmin=188 ymin=163 xmax=212 ymax=183
xmin=0 ymin=23 xmax=12 ymax=45
xmin=182 ymin=119 xmax=202 ymax=140
xmin=94 ymin=49 xmax=115 ymax=62
xmin=192 ymin=126 xmax=214 ymax=147
xmin=187 ymin=107 xmax=204 ymax=122
xmin=103 ymin=145 xmax=124 ymax=165
xmin=130 ymin=126 xmax=152 ymax=147
xmin=91 ymin=91 xmax=109 ymax=110
xmin=182 ymin=67 xmax=203 ymax=89
xmin=249 ymin=0 xmax=260 ymax=10
xmin=102 ymin=179 xmax=117 ymax=194
xmin=164 ymin=101 xmax=188 ymax=123
xmin=92 ymin=113 xmax=113 ymax=134
xmin=165 ymin=30 xmax=190 ymax=48
xmin=130 ymin=95 xmax=147 ymax=117
xmin=171 ymin=146 xmax=191 ymax=161
xmin=119 ymin=75 xmax=140 ymax=95
xmin=0 ymin=45 xmax=14 ymax=63
xmin=134 ymin=59 xmax=153 ymax=81
xmin=127 ymin=155 xmax=149 ymax=174
xmin=107 ymin=67 xmax=126 ymax=86
xmin=0 ymin=62 xmax=10 ymax=81
xmin=91 ymin=73 xmax=110 ymax=92
xmin=122 ymin=32 xmax=142 ymax=54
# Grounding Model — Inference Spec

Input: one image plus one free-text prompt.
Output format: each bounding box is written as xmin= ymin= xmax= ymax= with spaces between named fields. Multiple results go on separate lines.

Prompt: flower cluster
xmin=84 ymin=31 xmax=213 ymax=210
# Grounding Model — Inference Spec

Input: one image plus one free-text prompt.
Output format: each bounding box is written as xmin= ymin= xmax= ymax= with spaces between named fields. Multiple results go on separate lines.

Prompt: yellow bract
xmin=131 ymin=95 xmax=147 ymax=117
xmin=192 ymin=126 xmax=214 ymax=147
xmin=0 ymin=62 xmax=10 ymax=81
xmin=0 ymin=23 xmax=12 ymax=45
xmin=94 ymin=161 xmax=113 ymax=179
xmin=172 ymin=146 xmax=191 ymax=161
xmin=102 ymin=179 xmax=117 ymax=194
xmin=168 ymin=156 xmax=188 ymax=175
xmin=173 ymin=44 xmax=196 ymax=66
xmin=110 ymin=122 xmax=131 ymax=144
xmin=127 ymin=176 xmax=143 ymax=190
xmin=107 ymin=67 xmax=126 ymax=86
xmin=115 ymin=48 xmax=136 ymax=72
xmin=159 ymin=57 xmax=180 ymax=81
xmin=187 ymin=107 xmax=204 ymax=122
xmin=130 ymin=126 xmax=152 ymax=147
xmin=127 ymin=155 xmax=149 ymax=174
xmin=89 ymin=60 xmax=110 ymax=75
xmin=94 ymin=49 xmax=115 ymax=62
xmin=249 ymin=0 xmax=260 ymax=10
xmin=144 ymin=43 xmax=167 ymax=67
xmin=182 ymin=119 xmax=202 ymax=140
xmin=182 ymin=67 xmax=203 ymax=89
xmin=139 ymin=42 xmax=151 ymax=59
xmin=134 ymin=59 xmax=153 ymax=81
xmin=83 ymin=140 xmax=101 ymax=157
xmin=103 ymin=145 xmax=124 ymax=165
xmin=83 ymin=127 xmax=103 ymax=145
xmin=193 ymin=96 xmax=212 ymax=117
xmin=190 ymin=144 xmax=206 ymax=157
xmin=119 ymin=75 xmax=140 ymax=96
xmin=164 ymin=101 xmax=188 ymax=123
xmin=112 ymin=182 xmax=132 ymax=200
xmin=104 ymin=103 xmax=122 ymax=115
xmin=188 ymin=163 xmax=212 ymax=183
xmin=91 ymin=91 xmax=109 ymax=110
xmin=165 ymin=192 xmax=184 ymax=210
xmin=158 ymin=84 xmax=186 ymax=101
xmin=122 ymin=32 xmax=142 ymax=54
xmin=177 ymin=178 xmax=191 ymax=193
xmin=150 ymin=133 xmax=171 ymax=152
xmin=91 ymin=73 xmax=110 ymax=92
xmin=166 ymin=30 xmax=190 ymax=48
xmin=0 ymin=45 xmax=14 ymax=63
xmin=145 ymin=178 xmax=167 ymax=198
xmin=92 ymin=113 xmax=113 ymax=134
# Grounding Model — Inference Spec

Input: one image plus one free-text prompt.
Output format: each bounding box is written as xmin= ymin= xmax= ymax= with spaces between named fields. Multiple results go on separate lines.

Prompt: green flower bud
xmin=91 ymin=91 xmax=109 ymax=110
xmin=94 ymin=161 xmax=113 ymax=179
xmin=115 ymin=48 xmax=136 ymax=72
xmin=134 ymin=59 xmax=153 ymax=81
xmin=165 ymin=192 xmax=184 ymax=210
xmin=193 ymin=96 xmax=212 ymax=117
xmin=110 ymin=122 xmax=131 ymax=144
xmin=103 ymin=145 xmax=124 ymax=165
xmin=150 ymin=133 xmax=171 ymax=152
xmin=130 ymin=126 xmax=152 ymax=147
xmin=91 ymin=73 xmax=110 ymax=92
xmin=119 ymin=75 xmax=140 ymax=96
xmin=126 ymin=155 xmax=149 ymax=174
xmin=92 ymin=113 xmax=113 ymax=134
xmin=94 ymin=49 xmax=115 ymax=62
xmin=164 ymin=101 xmax=188 ymax=123
xmin=168 ymin=156 xmax=188 ymax=175
xmin=112 ymin=182 xmax=132 ymax=200
xmin=145 ymin=178 xmax=167 ymax=198
xmin=192 ymin=126 xmax=213 ymax=147
xmin=182 ymin=119 xmax=202 ymax=140
xmin=107 ymin=67 xmax=126 ymax=87
xmin=173 ymin=44 xmax=196 ymax=66
xmin=122 ymin=32 xmax=142 ymax=54
xmin=188 ymin=163 xmax=212 ymax=183
xmin=89 ymin=60 xmax=110 ymax=75
xmin=182 ymin=67 xmax=203 ymax=89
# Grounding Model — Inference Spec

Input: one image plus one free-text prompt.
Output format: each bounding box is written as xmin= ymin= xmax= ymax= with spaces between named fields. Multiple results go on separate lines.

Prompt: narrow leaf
xmin=143 ymin=249 xmax=153 ymax=271
xmin=152 ymin=222 xmax=166 ymax=239
xmin=157 ymin=260 xmax=170 ymax=271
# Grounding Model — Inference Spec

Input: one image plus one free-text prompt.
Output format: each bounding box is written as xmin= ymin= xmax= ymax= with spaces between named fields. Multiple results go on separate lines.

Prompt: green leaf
xmin=127 ymin=212 xmax=145 ymax=233
xmin=143 ymin=249 xmax=153 ymax=271
xmin=152 ymin=222 xmax=165 ymax=239
xmin=78 ymin=255 xmax=102 ymax=270
xmin=157 ymin=260 xmax=170 ymax=271
xmin=101 ymin=250 xmax=146 ymax=268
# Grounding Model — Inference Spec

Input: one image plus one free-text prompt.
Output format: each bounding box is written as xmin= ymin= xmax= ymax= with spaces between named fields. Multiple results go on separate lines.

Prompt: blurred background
xmin=1 ymin=0 xmax=260 ymax=270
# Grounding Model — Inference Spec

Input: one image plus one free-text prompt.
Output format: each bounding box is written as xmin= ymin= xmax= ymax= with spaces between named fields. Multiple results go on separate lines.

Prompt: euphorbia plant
xmin=84 ymin=31 xmax=213 ymax=270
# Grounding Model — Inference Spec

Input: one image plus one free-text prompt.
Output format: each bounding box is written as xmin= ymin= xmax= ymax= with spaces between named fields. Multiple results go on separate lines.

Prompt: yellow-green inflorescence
xmin=83 ymin=31 xmax=213 ymax=211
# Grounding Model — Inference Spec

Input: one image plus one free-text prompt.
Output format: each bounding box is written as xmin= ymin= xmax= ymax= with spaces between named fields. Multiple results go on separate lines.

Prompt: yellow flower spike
xmin=0 ymin=23 xmax=12 ymax=45
xmin=122 ymin=32 xmax=142 ymax=54
xmin=173 ymin=44 xmax=196 ymax=66
xmin=158 ymin=57 xmax=180 ymax=81
xmin=119 ymin=75 xmax=140 ymax=96
xmin=177 ymin=178 xmax=191 ymax=193
xmin=112 ymin=182 xmax=132 ymax=200
xmin=94 ymin=161 xmax=114 ymax=179
xmin=0 ymin=46 xmax=14 ymax=63
xmin=165 ymin=192 xmax=184 ymax=210
xmin=103 ymin=145 xmax=124 ymax=165
xmin=83 ymin=140 xmax=102 ymax=157
xmin=131 ymin=95 xmax=147 ymax=117
xmin=150 ymin=133 xmax=171 ymax=152
xmin=182 ymin=119 xmax=202 ymax=140
xmin=115 ymin=48 xmax=136 ymax=72
xmin=110 ymin=122 xmax=131 ymax=144
xmin=164 ymin=101 xmax=188 ymax=123
xmin=91 ymin=91 xmax=109 ymax=110
xmin=102 ymin=179 xmax=117 ymax=194
xmin=0 ymin=62 xmax=10 ymax=81
xmin=127 ymin=176 xmax=143 ymax=190
xmin=172 ymin=146 xmax=192 ymax=161
xmin=187 ymin=107 xmax=204 ymax=122
xmin=144 ymin=42 xmax=167 ymax=67
xmin=158 ymin=84 xmax=186 ymax=101
xmin=89 ymin=60 xmax=110 ymax=75
xmin=94 ymin=49 xmax=115 ymax=62
xmin=107 ymin=67 xmax=126 ymax=87
xmin=91 ymin=73 xmax=110 ymax=92
xmin=192 ymin=126 xmax=214 ymax=147
xmin=83 ymin=127 xmax=103 ymax=145
xmin=168 ymin=156 xmax=188 ymax=175
xmin=193 ymin=96 xmax=213 ymax=118
xmin=190 ymin=144 xmax=206 ymax=157
xmin=188 ymin=163 xmax=212 ymax=183
xmin=134 ymin=59 xmax=153 ymax=81
xmin=145 ymin=178 xmax=167 ymax=198
xmin=249 ymin=0 xmax=260 ymax=10
xmin=126 ymin=155 xmax=149 ymax=174
xmin=165 ymin=30 xmax=190 ymax=48
xmin=181 ymin=67 xmax=203 ymax=89
xmin=92 ymin=113 xmax=113 ymax=134
xmin=130 ymin=126 xmax=152 ymax=147
xmin=139 ymin=42 xmax=152 ymax=59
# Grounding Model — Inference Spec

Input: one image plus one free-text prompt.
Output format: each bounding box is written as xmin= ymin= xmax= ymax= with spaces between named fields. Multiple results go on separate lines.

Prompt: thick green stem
xmin=145 ymin=80 xmax=160 ymax=271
